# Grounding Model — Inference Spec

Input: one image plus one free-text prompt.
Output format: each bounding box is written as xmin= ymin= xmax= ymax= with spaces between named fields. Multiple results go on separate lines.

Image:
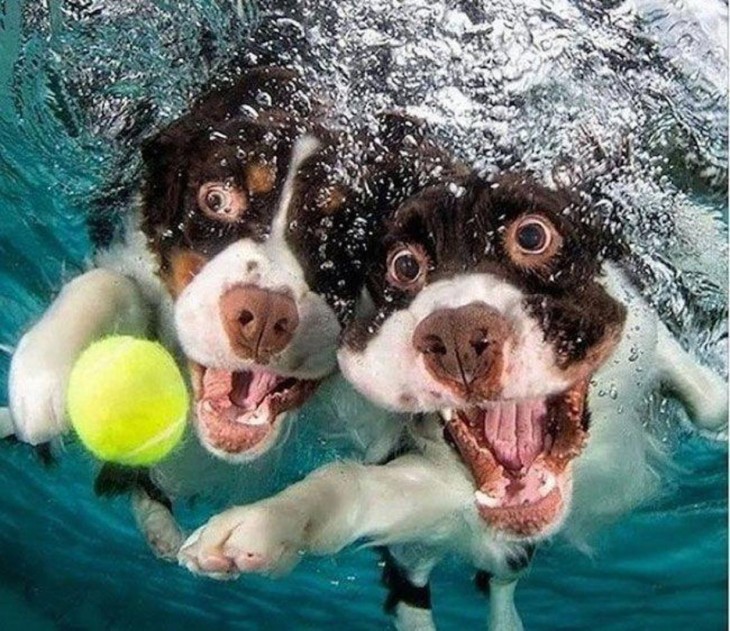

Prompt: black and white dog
xmin=7 ymin=67 xmax=439 ymax=559
xmin=179 ymin=172 xmax=727 ymax=629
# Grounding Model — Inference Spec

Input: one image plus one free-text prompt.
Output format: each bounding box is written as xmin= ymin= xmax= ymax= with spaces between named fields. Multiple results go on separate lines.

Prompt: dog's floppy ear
xmin=376 ymin=110 xmax=430 ymax=150
xmin=585 ymin=198 xmax=631 ymax=262
xmin=188 ymin=65 xmax=308 ymax=122
xmin=140 ymin=126 xmax=190 ymax=259
xmin=566 ymin=188 xmax=630 ymax=263
xmin=548 ymin=131 xmax=633 ymax=264
xmin=369 ymin=110 xmax=470 ymax=201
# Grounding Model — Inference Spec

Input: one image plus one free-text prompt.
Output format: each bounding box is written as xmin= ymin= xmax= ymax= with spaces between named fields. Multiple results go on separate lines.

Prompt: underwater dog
xmin=7 ymin=68 xmax=443 ymax=559
xmin=179 ymin=172 xmax=727 ymax=629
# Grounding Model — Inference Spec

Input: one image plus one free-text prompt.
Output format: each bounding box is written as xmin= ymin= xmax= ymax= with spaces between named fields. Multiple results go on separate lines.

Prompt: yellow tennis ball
xmin=67 ymin=336 xmax=188 ymax=466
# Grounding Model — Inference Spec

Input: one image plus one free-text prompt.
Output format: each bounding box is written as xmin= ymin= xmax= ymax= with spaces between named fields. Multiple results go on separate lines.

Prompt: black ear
xmin=587 ymin=197 xmax=631 ymax=262
xmin=368 ymin=110 xmax=469 ymax=202
xmin=187 ymin=65 xmax=308 ymax=122
xmin=375 ymin=110 xmax=430 ymax=151
xmin=140 ymin=126 xmax=190 ymax=258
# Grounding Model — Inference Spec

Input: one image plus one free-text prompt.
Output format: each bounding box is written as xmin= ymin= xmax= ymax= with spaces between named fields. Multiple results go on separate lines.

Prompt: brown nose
xmin=220 ymin=286 xmax=299 ymax=362
xmin=412 ymin=302 xmax=511 ymax=398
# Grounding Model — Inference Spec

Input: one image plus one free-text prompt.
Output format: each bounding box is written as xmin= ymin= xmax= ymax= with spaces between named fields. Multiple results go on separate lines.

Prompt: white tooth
xmin=541 ymin=473 xmax=556 ymax=496
xmin=440 ymin=408 xmax=454 ymax=422
xmin=238 ymin=409 xmax=269 ymax=426
xmin=475 ymin=490 xmax=501 ymax=508
xmin=201 ymin=401 xmax=214 ymax=413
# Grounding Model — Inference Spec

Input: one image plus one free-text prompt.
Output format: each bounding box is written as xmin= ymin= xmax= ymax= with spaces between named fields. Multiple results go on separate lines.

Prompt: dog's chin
xmin=188 ymin=362 xmax=320 ymax=462
xmin=439 ymin=380 xmax=589 ymax=540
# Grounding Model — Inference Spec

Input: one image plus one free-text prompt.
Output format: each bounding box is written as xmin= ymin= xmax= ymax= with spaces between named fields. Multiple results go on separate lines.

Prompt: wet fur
xmin=179 ymin=173 xmax=727 ymax=630
xmin=6 ymin=69 xmax=432 ymax=560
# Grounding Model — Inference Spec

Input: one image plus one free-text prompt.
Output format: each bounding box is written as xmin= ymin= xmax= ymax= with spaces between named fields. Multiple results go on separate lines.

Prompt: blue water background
xmin=0 ymin=1 xmax=727 ymax=629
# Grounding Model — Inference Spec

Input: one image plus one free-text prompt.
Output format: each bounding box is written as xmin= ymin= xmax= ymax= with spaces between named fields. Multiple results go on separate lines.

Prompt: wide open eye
xmin=386 ymin=244 xmax=429 ymax=291
xmin=197 ymin=182 xmax=248 ymax=222
xmin=515 ymin=217 xmax=551 ymax=253
xmin=505 ymin=214 xmax=562 ymax=266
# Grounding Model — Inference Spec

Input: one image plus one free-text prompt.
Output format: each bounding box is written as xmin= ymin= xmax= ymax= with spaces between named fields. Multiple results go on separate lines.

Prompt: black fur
xmin=139 ymin=68 xmax=448 ymax=326
xmin=474 ymin=570 xmax=491 ymax=595
xmin=379 ymin=548 xmax=433 ymax=613
xmin=474 ymin=544 xmax=535 ymax=595
xmin=507 ymin=543 xmax=536 ymax=573
xmin=345 ymin=172 xmax=627 ymax=376
xmin=94 ymin=464 xmax=171 ymax=511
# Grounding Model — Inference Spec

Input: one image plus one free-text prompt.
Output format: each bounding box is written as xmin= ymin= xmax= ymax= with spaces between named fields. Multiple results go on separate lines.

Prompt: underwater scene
xmin=0 ymin=1 xmax=727 ymax=629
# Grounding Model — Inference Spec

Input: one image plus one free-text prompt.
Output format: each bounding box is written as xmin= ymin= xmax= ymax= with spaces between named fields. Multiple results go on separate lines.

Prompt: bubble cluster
xmin=7 ymin=0 xmax=728 ymax=374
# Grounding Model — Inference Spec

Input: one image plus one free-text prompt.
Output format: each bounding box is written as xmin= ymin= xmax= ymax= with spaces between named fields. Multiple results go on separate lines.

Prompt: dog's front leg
xmin=131 ymin=489 xmax=185 ymax=561
xmin=9 ymin=269 xmax=150 ymax=444
xmin=488 ymin=577 xmax=523 ymax=631
xmin=382 ymin=544 xmax=441 ymax=631
xmin=95 ymin=463 xmax=184 ymax=562
xmin=179 ymin=453 xmax=467 ymax=579
xmin=476 ymin=545 xmax=533 ymax=631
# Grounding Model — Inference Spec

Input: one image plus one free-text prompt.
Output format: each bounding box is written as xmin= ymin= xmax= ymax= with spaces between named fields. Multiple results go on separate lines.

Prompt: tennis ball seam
xmin=67 ymin=336 xmax=189 ymax=466
xmin=120 ymin=413 xmax=187 ymax=464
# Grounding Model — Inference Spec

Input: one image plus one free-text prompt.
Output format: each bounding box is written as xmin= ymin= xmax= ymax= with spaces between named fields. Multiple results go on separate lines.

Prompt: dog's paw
xmin=132 ymin=490 xmax=185 ymax=562
xmin=8 ymin=330 xmax=72 ymax=445
xmin=178 ymin=503 xmax=306 ymax=579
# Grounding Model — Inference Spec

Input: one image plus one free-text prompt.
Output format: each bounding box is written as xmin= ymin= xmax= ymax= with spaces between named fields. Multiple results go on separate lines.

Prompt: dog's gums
xmin=191 ymin=363 xmax=319 ymax=458
xmin=440 ymin=380 xmax=588 ymax=538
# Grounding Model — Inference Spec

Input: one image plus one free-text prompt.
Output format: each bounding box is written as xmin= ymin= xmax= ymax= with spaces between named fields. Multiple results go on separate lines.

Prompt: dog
xmin=178 ymin=170 xmax=727 ymax=629
xmin=7 ymin=67 xmax=446 ymax=560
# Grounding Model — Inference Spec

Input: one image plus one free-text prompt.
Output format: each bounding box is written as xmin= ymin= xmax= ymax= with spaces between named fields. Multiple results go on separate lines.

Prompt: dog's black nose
xmin=412 ymin=302 xmax=511 ymax=398
xmin=220 ymin=286 xmax=299 ymax=362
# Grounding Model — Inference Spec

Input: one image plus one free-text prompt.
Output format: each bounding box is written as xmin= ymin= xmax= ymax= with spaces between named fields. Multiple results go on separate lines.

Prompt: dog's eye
xmin=394 ymin=252 xmax=420 ymax=281
xmin=516 ymin=218 xmax=551 ymax=253
xmin=197 ymin=182 xmax=247 ymax=222
xmin=505 ymin=214 xmax=562 ymax=267
xmin=387 ymin=244 xmax=429 ymax=290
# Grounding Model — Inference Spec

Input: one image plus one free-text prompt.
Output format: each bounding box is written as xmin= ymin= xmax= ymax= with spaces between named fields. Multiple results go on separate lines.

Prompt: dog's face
xmin=141 ymin=68 xmax=373 ymax=462
xmin=339 ymin=173 xmax=626 ymax=539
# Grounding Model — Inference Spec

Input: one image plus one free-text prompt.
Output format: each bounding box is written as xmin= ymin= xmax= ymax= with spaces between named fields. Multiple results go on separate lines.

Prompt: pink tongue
xmin=230 ymin=370 xmax=283 ymax=411
xmin=202 ymin=368 xmax=285 ymax=411
xmin=482 ymin=400 xmax=546 ymax=472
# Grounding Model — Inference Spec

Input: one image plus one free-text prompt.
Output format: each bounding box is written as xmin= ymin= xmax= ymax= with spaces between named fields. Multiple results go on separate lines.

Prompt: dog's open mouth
xmin=191 ymin=363 xmax=319 ymax=459
xmin=440 ymin=381 xmax=589 ymax=538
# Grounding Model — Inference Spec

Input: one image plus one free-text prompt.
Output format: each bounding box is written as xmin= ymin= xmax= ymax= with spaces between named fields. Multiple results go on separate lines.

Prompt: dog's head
xmin=140 ymin=67 xmax=375 ymax=462
xmin=339 ymin=173 xmax=627 ymax=539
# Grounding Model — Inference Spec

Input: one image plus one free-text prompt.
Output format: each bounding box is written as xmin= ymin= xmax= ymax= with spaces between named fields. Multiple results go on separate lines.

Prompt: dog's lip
xmin=438 ymin=380 xmax=589 ymax=538
xmin=188 ymin=361 xmax=320 ymax=456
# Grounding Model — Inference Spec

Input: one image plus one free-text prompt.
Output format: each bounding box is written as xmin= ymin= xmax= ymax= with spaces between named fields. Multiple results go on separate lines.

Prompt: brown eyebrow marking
xmin=316 ymin=184 xmax=347 ymax=214
xmin=245 ymin=163 xmax=277 ymax=195
xmin=163 ymin=249 xmax=209 ymax=298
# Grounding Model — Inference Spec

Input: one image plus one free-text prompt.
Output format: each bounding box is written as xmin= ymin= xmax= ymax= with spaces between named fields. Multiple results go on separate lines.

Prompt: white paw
xmin=8 ymin=330 xmax=72 ymax=445
xmin=394 ymin=603 xmax=437 ymax=631
xmin=132 ymin=490 xmax=185 ymax=561
xmin=178 ymin=503 xmax=306 ymax=579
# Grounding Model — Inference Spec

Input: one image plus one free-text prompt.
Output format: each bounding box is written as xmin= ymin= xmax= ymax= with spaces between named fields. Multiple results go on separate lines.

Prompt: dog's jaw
xmin=440 ymin=380 xmax=588 ymax=539
xmin=190 ymin=362 xmax=320 ymax=462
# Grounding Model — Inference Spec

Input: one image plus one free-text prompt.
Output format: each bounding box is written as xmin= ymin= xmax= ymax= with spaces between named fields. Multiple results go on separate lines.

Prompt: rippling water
xmin=0 ymin=1 xmax=726 ymax=628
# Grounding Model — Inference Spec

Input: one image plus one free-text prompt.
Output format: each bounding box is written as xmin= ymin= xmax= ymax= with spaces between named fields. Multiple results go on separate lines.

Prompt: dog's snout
xmin=413 ymin=302 xmax=510 ymax=397
xmin=220 ymin=286 xmax=299 ymax=362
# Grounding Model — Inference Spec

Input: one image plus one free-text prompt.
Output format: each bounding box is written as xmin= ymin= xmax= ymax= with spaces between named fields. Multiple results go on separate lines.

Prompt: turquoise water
xmin=0 ymin=1 xmax=727 ymax=629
